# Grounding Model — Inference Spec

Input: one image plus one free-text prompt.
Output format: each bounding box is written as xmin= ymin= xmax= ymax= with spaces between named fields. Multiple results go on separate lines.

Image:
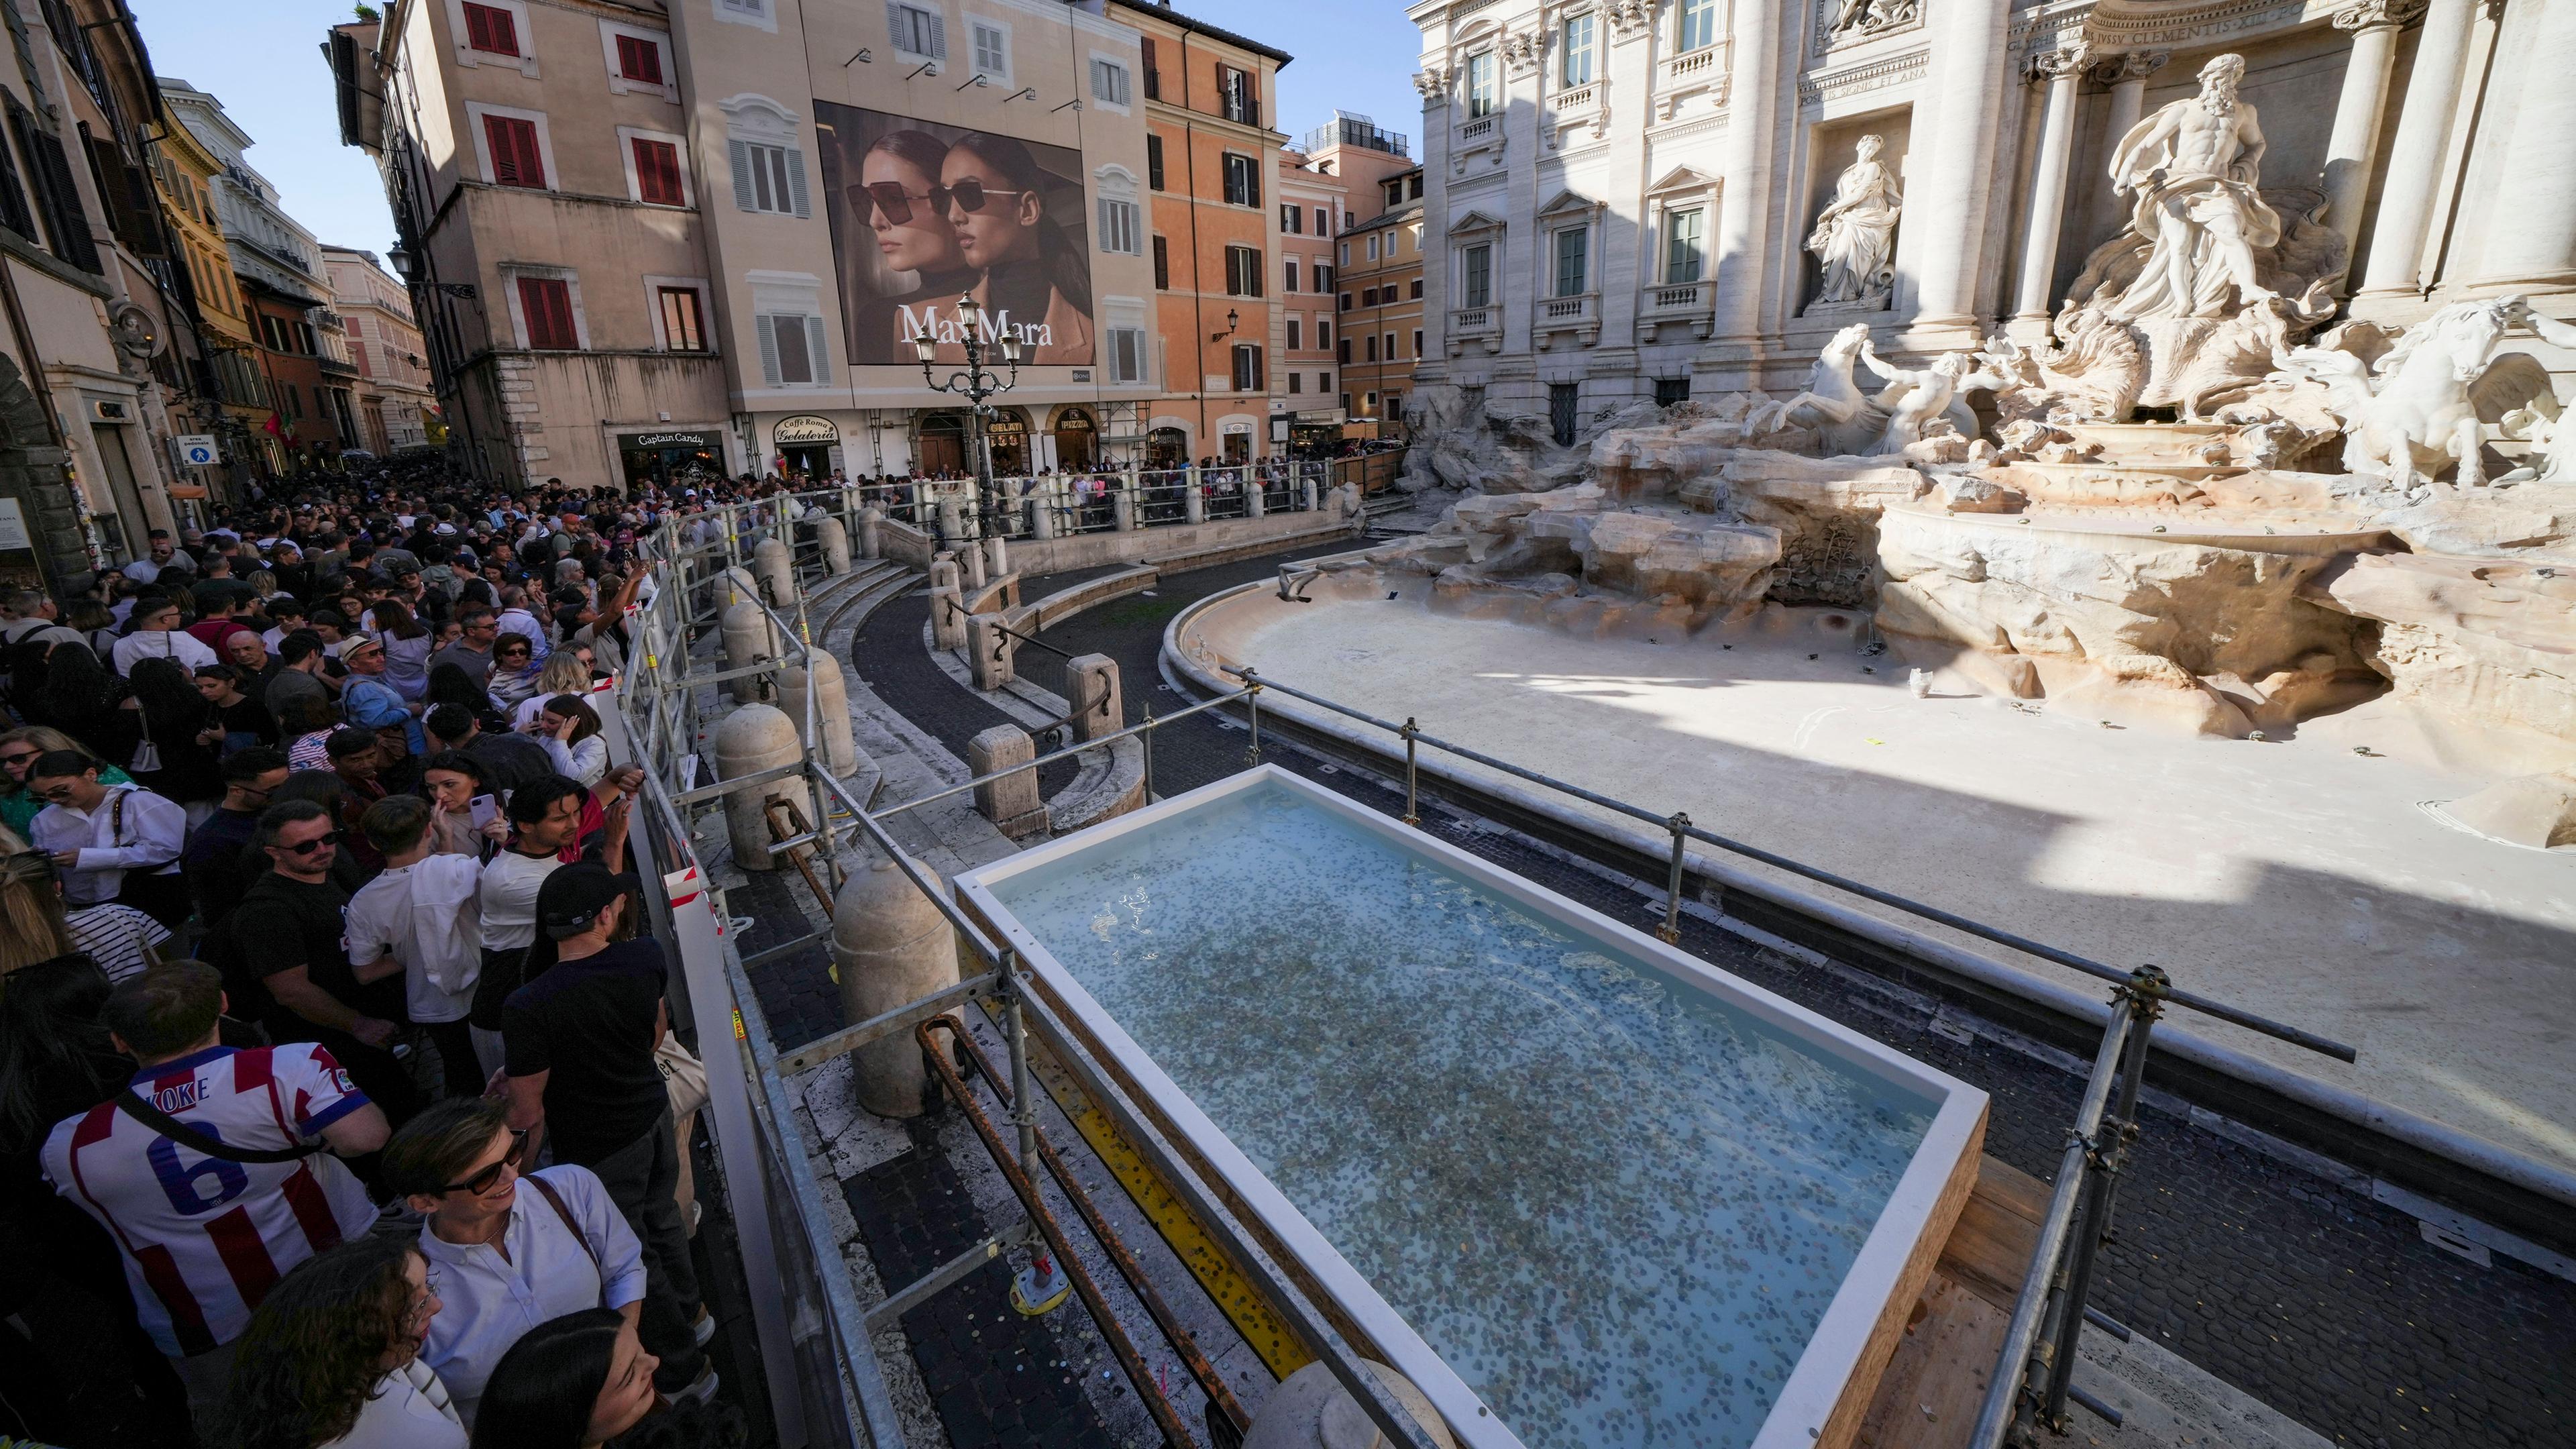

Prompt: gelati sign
xmin=772 ymin=414 xmax=841 ymax=445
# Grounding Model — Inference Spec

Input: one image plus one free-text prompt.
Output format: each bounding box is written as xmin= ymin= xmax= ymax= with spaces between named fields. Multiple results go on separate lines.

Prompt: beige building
xmin=1336 ymin=162 xmax=1425 ymax=430
xmin=339 ymin=3 xmax=731 ymax=491
xmin=1274 ymin=137 xmax=1346 ymax=451
xmin=323 ymin=244 xmax=438 ymax=455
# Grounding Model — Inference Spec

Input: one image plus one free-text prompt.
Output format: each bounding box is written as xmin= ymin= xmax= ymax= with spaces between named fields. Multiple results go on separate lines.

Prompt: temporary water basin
xmin=954 ymin=767 xmax=1988 ymax=1449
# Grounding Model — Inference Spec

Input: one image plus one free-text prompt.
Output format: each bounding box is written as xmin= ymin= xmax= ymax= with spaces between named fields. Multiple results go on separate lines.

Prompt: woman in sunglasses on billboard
xmin=849 ymin=129 xmax=980 ymax=366
xmin=938 ymin=132 xmax=1092 ymax=365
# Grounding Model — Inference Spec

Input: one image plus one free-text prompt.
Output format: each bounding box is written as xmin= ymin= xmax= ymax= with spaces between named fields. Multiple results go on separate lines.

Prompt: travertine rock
xmin=2301 ymin=552 xmax=2576 ymax=741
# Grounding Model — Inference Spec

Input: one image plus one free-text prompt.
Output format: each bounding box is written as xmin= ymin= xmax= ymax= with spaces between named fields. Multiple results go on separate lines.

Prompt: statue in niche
xmin=2100 ymin=52 xmax=2279 ymax=321
xmin=1805 ymin=134 xmax=1902 ymax=312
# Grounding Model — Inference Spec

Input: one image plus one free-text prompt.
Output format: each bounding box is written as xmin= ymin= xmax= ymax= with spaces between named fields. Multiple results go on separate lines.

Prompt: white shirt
xmin=321 ymin=1362 xmax=467 ymax=1449
xmin=415 ymin=1165 xmax=645 ymax=1426
xmin=476 ymin=849 xmax=562 ymax=953
xmin=110 ymin=627 xmax=217 ymax=676
xmin=32 ymin=784 xmax=186 ymax=905
xmin=347 ymin=857 xmax=485 ymax=1024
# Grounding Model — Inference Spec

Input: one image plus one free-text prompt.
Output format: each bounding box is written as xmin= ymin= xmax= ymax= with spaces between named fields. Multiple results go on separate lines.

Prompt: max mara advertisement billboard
xmin=815 ymin=100 xmax=1095 ymax=367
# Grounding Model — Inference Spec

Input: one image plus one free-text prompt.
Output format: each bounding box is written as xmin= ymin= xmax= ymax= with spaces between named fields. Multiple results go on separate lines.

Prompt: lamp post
xmin=915 ymin=292 xmax=1022 ymax=545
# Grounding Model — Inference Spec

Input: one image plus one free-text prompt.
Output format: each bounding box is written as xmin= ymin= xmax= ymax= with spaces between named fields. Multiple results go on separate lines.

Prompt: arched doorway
xmin=1146 ymin=426 xmax=1188 ymax=470
xmin=987 ymin=410 xmax=1030 ymax=476
xmin=1052 ymin=407 xmax=1097 ymax=471
xmin=915 ymin=413 xmax=968 ymax=476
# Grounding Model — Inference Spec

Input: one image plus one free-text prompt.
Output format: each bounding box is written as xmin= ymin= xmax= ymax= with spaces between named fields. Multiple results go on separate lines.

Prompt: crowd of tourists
xmin=0 ymin=463 xmax=791 ymax=1449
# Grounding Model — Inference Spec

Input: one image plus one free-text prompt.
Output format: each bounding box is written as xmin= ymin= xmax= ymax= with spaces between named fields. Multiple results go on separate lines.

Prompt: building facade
xmin=147 ymin=89 xmax=269 ymax=495
xmin=1274 ymin=136 xmax=1346 ymax=450
xmin=1333 ymin=152 xmax=1424 ymax=430
xmin=1405 ymin=0 xmax=2576 ymax=433
xmin=323 ymin=244 xmax=437 ymax=454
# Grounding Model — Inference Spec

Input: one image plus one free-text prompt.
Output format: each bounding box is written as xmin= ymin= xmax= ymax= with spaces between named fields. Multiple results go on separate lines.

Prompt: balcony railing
xmin=1668 ymin=46 xmax=1721 ymax=80
xmin=1556 ymin=83 xmax=1598 ymax=111
xmin=1536 ymin=292 xmax=1599 ymax=336
xmin=1638 ymin=278 xmax=1715 ymax=339
xmin=1446 ymin=305 xmax=1502 ymax=356
xmin=1459 ymin=115 xmax=1494 ymax=141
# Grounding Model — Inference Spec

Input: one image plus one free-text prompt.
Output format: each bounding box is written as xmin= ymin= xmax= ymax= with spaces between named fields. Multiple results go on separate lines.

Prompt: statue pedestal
xmin=1799 ymin=292 xmax=1891 ymax=320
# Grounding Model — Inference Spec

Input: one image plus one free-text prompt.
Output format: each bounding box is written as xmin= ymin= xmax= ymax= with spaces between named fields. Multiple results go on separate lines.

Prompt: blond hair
xmin=535 ymin=651 xmax=592 ymax=700
xmin=0 ymin=852 xmax=74 ymax=975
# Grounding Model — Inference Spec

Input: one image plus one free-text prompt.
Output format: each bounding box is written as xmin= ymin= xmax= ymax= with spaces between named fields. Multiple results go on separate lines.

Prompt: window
xmin=1338 ymin=292 xmax=1352 ymax=312
xmin=1338 ymin=337 xmax=1350 ymax=364
xmin=1230 ymin=343 xmax=1263 ymax=392
xmin=1367 ymin=234 xmax=1379 ymax=261
xmin=1146 ymin=135 xmax=1163 ymax=190
xmin=462 ymin=1 xmax=518 ymax=56
xmin=1550 ymin=383 xmax=1578 ymax=446
xmin=632 ymin=138 xmax=684 ymax=205
xmin=1362 ymin=286 xmax=1378 ymax=306
xmin=1561 ymin=13 xmax=1594 ymax=87
xmin=1554 ymin=227 xmax=1588 ymax=297
xmin=1286 ymin=317 xmax=1300 ymax=350
xmin=1385 ymin=180 xmax=1401 ymax=208
xmin=1654 ymin=376 xmax=1691 ymax=406
xmin=1287 ymin=372 xmax=1301 ymax=394
xmin=716 ymin=0 xmax=769 ymax=20
xmin=1384 ymin=331 xmax=1397 ymax=359
xmin=518 ymin=276 xmax=578 ymax=350
xmin=483 ymin=114 xmax=545 ymax=188
xmin=1091 ymin=59 xmax=1130 ymax=107
xmin=1097 ymin=197 xmax=1141 ymax=254
xmin=1387 ymin=389 xmax=1402 ymax=416
xmin=1312 ymin=205 xmax=1327 ymax=235
xmin=1280 ymin=203 xmax=1299 ymax=234
xmin=1465 ymin=52 xmax=1497 ymax=117
xmin=1217 ymin=65 xmax=1257 ymax=125
xmin=1283 ymin=258 xmax=1299 ymax=292
xmin=1151 ymin=234 xmax=1169 ymax=288
xmin=1316 ymin=263 xmax=1332 ymax=292
xmin=887 ymin=2 xmax=944 ymax=58
xmin=1339 ymin=390 xmax=1350 ymax=412
xmin=1339 ymin=241 xmax=1348 ymax=265
xmin=1141 ymin=36 xmax=1160 ymax=99
xmin=0 ymin=109 xmax=36 ymax=243
xmin=1317 ymin=319 xmax=1330 ymax=347
xmin=1461 ymin=244 xmax=1491 ymax=307
xmin=758 ymin=313 xmax=831 ymax=385
xmin=1224 ymin=244 xmax=1264 ymax=297
xmin=733 ymin=141 xmax=805 ymax=215
xmin=1109 ymin=325 xmax=1147 ymax=384
xmin=1664 ymin=207 xmax=1705 ymax=283
xmin=1364 ymin=391 xmax=1377 ymax=409
xmin=1677 ymin=0 xmax=1715 ymax=52
xmin=1221 ymin=152 xmax=1260 ymax=208
xmin=971 ymin=22 xmax=1007 ymax=76
xmin=1412 ymin=327 xmax=1421 ymax=356
xmin=1409 ymin=278 xmax=1424 ymax=299
xmin=1319 ymin=370 xmax=1330 ymax=392
xmin=1364 ymin=335 xmax=1377 ymax=362
xmin=615 ymin=33 xmax=662 ymax=83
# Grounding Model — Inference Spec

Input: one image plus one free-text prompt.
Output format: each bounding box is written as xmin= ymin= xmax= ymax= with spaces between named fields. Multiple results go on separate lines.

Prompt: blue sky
xmin=123 ymin=0 xmax=1425 ymax=261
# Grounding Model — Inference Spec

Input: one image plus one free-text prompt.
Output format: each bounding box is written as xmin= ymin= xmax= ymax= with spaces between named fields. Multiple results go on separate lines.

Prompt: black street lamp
xmin=915 ymin=292 xmax=1022 ymax=545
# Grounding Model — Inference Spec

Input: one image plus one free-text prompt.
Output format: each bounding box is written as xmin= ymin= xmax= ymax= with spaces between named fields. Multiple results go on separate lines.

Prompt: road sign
xmin=176 ymin=434 xmax=219 ymax=467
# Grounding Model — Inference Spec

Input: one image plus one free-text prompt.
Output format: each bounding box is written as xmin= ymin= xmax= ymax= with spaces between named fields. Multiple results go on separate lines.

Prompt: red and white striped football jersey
xmin=41 ymin=1042 xmax=380 ymax=1356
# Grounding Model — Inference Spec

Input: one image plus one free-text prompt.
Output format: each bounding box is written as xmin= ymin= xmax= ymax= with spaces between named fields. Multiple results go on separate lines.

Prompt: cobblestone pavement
xmin=830 ymin=541 xmax=2576 ymax=1449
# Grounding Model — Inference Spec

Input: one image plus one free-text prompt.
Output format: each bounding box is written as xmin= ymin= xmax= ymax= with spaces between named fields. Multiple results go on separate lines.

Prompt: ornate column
xmin=1707 ymin=0 xmax=1784 ymax=353
xmin=2357 ymin=0 xmax=2476 ymax=297
xmin=2320 ymin=1 xmax=2422 ymax=292
xmin=2098 ymin=50 xmax=2168 ymax=161
xmin=1908 ymin=0 xmax=2015 ymax=337
xmin=2010 ymin=44 xmax=2091 ymax=328
xmin=2473 ymin=0 xmax=2576 ymax=288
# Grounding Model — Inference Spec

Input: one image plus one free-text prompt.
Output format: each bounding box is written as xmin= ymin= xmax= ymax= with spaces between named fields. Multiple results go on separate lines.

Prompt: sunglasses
xmin=0 ymin=751 xmax=39 ymax=769
xmin=278 ymin=830 xmax=345 ymax=855
xmin=439 ymin=1130 xmax=531 ymax=1196
xmin=858 ymin=178 xmax=1031 ymax=225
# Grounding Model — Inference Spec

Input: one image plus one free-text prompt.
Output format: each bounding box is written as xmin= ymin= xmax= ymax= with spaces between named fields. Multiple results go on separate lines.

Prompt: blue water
xmin=987 ymin=779 xmax=1937 ymax=1449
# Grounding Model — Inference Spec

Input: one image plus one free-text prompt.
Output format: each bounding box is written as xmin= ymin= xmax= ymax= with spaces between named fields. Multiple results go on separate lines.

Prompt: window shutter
xmin=786 ymin=148 xmax=810 ymax=217
xmin=756 ymin=315 xmax=782 ymax=384
xmin=1146 ymin=135 xmax=1163 ymax=191
xmin=926 ymin=11 xmax=946 ymax=57
xmin=729 ymin=138 xmax=755 ymax=211
xmin=1152 ymin=234 xmax=1167 ymax=290
xmin=807 ymin=314 xmax=831 ymax=384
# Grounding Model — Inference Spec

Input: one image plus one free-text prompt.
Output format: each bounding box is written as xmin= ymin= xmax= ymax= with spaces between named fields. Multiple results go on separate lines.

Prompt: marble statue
xmin=1754 ymin=323 xmax=1880 ymax=452
xmin=1854 ymin=343 xmax=1999 ymax=456
xmin=2272 ymin=296 xmax=2523 ymax=490
xmin=2498 ymin=301 xmax=2576 ymax=484
xmin=2100 ymin=53 xmax=2282 ymax=321
xmin=1806 ymin=136 xmax=1903 ymax=311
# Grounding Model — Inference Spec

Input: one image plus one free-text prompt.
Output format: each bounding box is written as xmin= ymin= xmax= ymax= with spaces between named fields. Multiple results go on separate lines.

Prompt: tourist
xmin=467 ymin=1308 xmax=743 ymax=1449
xmin=347 ymin=796 xmax=486 ymax=1099
xmin=527 ymin=696 xmax=608 ymax=788
xmin=123 ymin=655 xmax=226 ymax=826
xmin=384 ymin=1099 xmax=649 ymax=1428
xmin=283 ymin=694 xmax=343 ymax=771
xmin=0 ymin=849 xmax=169 ymax=981
xmin=433 ymin=607 xmax=500 ymax=687
xmin=427 ymin=700 xmax=554 ymax=795
xmin=40 ymin=962 xmax=389 ymax=1421
xmin=25 ymin=749 xmax=191 ymax=932
xmin=511 ymin=652 xmax=594 ymax=731
xmin=341 ymin=632 xmax=429 ymax=757
xmin=472 ymin=777 xmax=584 ymax=1068
xmin=195 ymin=661 xmax=281 ymax=755
xmin=36 ymin=639 xmax=121 ymax=745
xmin=221 ymin=1233 xmax=466 ymax=1449
xmin=421 ymin=749 xmax=508 ymax=858
xmin=270 ymin=631 xmax=341 ymax=720
xmin=487 ymin=636 xmax=543 ymax=714
xmin=374 ymin=598 xmax=438 ymax=701
xmin=109 ymin=596 xmax=217 ymax=677
xmin=181 ymin=746 xmax=292 ymax=929
xmin=0 ymin=725 xmax=131 ymax=838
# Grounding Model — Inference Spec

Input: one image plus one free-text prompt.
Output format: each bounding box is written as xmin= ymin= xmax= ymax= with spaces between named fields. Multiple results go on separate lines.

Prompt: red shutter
xmin=519 ymin=276 xmax=576 ymax=350
xmin=633 ymin=139 xmax=682 ymax=206
xmin=484 ymin=115 xmax=543 ymax=188
xmin=462 ymin=2 xmax=518 ymax=56
xmin=616 ymin=34 xmax=663 ymax=84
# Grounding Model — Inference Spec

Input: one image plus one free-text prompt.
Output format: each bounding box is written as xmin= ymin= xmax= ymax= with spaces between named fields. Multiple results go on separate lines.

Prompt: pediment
xmin=1536 ymin=188 xmax=1598 ymax=219
xmin=1450 ymin=208 xmax=1507 ymax=234
xmin=1646 ymin=164 xmax=1719 ymax=195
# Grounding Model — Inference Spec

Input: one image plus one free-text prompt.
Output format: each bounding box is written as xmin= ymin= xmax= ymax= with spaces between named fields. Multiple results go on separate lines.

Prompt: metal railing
xmin=828 ymin=462 xmax=1343 ymax=548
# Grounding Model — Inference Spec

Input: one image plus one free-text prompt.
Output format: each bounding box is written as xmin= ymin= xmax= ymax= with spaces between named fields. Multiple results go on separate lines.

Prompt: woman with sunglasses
xmin=220 ymin=1233 xmax=466 ymax=1449
xmin=487 ymin=637 xmax=544 ymax=716
xmin=847 ymin=129 xmax=978 ymax=366
xmin=0 ymin=726 xmax=131 ymax=838
xmin=938 ymin=132 xmax=1093 ymax=365
xmin=384 ymin=1097 xmax=649 ymax=1430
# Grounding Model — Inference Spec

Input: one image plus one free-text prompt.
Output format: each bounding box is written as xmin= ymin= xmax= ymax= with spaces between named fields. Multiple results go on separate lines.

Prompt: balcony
xmin=1458 ymin=113 xmax=1495 ymax=142
xmin=1555 ymin=83 xmax=1598 ymax=113
xmin=1534 ymin=290 xmax=1599 ymax=346
xmin=1446 ymin=305 xmax=1502 ymax=356
xmin=1638 ymin=278 xmax=1714 ymax=339
xmin=1657 ymin=42 xmax=1731 ymax=119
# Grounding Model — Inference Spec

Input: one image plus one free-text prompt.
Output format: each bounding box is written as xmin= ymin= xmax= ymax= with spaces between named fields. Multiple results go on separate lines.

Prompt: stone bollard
xmin=928 ymin=555 xmax=961 ymax=594
xmin=968 ymin=724 xmax=1047 ymax=839
xmin=961 ymin=539 xmax=989 ymax=592
xmin=1112 ymin=490 xmax=1136 ymax=531
xmin=1030 ymin=495 xmax=1057 ymax=541
xmin=1241 ymin=1360 xmax=1454 ymax=1449
xmin=928 ymin=585 xmax=967 ymax=651
xmin=1185 ymin=485 xmax=1205 ymax=525
xmin=935 ymin=493 xmax=965 ymax=545
xmin=1065 ymin=653 xmax=1122 ymax=743
xmin=983 ymin=535 xmax=1008 ymax=580
xmin=712 ymin=564 xmax=761 ymax=612
xmin=830 ymin=846 xmax=964 ymax=1117
xmin=720 ymin=600 xmax=784 ymax=704
xmin=965 ymin=612 xmax=1016 ymax=690
xmin=753 ymin=536 xmax=794 ymax=606
xmin=714 ymin=702 xmax=812 ymax=871
xmin=857 ymin=506 xmax=885 ymax=559
xmin=1246 ymin=478 xmax=1267 ymax=518
xmin=777 ymin=651 xmax=861 ymax=775
xmin=1303 ymin=476 xmax=1320 ymax=513
xmin=817 ymin=517 xmax=851 ymax=575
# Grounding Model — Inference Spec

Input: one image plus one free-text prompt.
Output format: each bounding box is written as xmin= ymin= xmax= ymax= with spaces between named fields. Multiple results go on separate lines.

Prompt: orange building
xmin=1111 ymin=0 xmax=1288 ymax=466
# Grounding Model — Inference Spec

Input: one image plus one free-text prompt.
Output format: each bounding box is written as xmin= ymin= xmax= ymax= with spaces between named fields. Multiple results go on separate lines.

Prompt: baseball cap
xmin=536 ymin=861 xmax=641 ymax=938
xmin=333 ymin=631 xmax=381 ymax=660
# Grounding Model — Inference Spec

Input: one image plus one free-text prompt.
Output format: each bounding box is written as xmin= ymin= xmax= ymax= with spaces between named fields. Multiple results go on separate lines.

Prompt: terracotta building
xmin=322 ymin=244 xmax=437 ymax=455
xmin=1303 ymin=115 xmax=1417 ymax=432
xmin=1273 ymin=137 xmax=1344 ymax=453
xmin=147 ymin=85 xmax=269 ymax=495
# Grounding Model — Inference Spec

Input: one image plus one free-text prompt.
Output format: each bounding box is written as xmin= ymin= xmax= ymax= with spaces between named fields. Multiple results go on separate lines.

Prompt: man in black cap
xmin=499 ymin=862 xmax=715 ymax=1403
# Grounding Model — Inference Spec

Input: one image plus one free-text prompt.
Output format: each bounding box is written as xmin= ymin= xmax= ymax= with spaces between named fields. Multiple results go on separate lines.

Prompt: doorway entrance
xmin=915 ymin=413 xmax=969 ymax=476
xmin=987 ymin=411 xmax=1030 ymax=476
xmin=772 ymin=414 xmax=840 ymax=482
xmin=1146 ymin=427 xmax=1189 ymax=470
xmin=1052 ymin=408 xmax=1097 ymax=471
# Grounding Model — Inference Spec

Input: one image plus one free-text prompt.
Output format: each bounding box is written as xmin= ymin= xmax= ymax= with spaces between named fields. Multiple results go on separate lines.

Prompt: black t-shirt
xmin=502 ymin=938 xmax=669 ymax=1165
xmin=228 ymin=871 xmax=403 ymax=1034
xmin=182 ymin=807 xmax=264 ymax=928
xmin=214 ymin=694 xmax=278 ymax=749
